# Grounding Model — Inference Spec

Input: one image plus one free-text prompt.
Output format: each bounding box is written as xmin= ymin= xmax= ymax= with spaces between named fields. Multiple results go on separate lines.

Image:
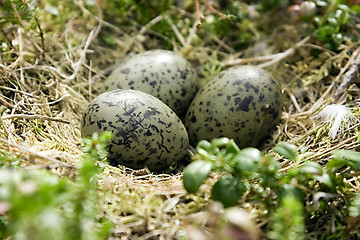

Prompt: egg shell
xmin=184 ymin=66 xmax=283 ymax=148
xmin=102 ymin=50 xmax=198 ymax=116
xmin=81 ymin=89 xmax=189 ymax=171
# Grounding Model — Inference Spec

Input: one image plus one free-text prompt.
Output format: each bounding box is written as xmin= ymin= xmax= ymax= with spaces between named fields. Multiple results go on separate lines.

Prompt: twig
xmin=69 ymin=23 xmax=103 ymax=80
xmin=222 ymin=36 xmax=310 ymax=67
xmin=304 ymin=43 xmax=337 ymax=56
xmin=0 ymin=95 xmax=34 ymax=114
xmin=211 ymin=35 xmax=236 ymax=54
xmin=33 ymin=14 xmax=45 ymax=61
xmin=315 ymin=48 xmax=360 ymax=105
xmin=305 ymin=135 xmax=359 ymax=161
xmin=285 ymin=88 xmax=303 ymax=113
xmin=166 ymin=16 xmax=186 ymax=47
xmin=335 ymin=48 xmax=360 ymax=101
xmin=0 ymin=95 xmax=15 ymax=109
xmin=0 ymin=29 xmax=14 ymax=49
xmin=194 ymin=0 xmax=230 ymax=28
xmin=195 ymin=0 xmax=202 ymax=28
xmin=1 ymin=114 xmax=71 ymax=124
xmin=0 ymin=85 xmax=35 ymax=97
xmin=69 ymin=0 xmax=104 ymax=80
xmin=127 ymin=15 xmax=165 ymax=52
xmin=200 ymin=0 xmax=231 ymax=20
xmin=185 ymin=17 xmax=200 ymax=48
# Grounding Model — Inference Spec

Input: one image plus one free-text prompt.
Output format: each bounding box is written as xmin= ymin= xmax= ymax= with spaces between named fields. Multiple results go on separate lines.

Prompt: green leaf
xmin=326 ymin=158 xmax=346 ymax=173
xmin=273 ymin=142 xmax=298 ymax=160
xmin=332 ymin=150 xmax=360 ymax=170
xmin=299 ymin=162 xmax=323 ymax=176
xmin=210 ymin=137 xmax=231 ymax=147
xmin=101 ymin=34 xmax=117 ymax=45
xmin=331 ymin=32 xmax=345 ymax=47
xmin=312 ymin=173 xmax=335 ymax=190
xmin=195 ymin=148 xmax=218 ymax=161
xmin=208 ymin=138 xmax=240 ymax=155
xmin=349 ymin=192 xmax=360 ymax=217
xmin=211 ymin=174 xmax=246 ymax=208
xmin=327 ymin=17 xmax=338 ymax=27
xmin=196 ymin=140 xmax=212 ymax=152
xmin=313 ymin=25 xmax=336 ymax=41
xmin=231 ymin=147 xmax=262 ymax=173
xmin=183 ymin=160 xmax=213 ymax=194
xmin=351 ymin=5 xmax=360 ymax=12
xmin=337 ymin=5 xmax=350 ymax=25
xmin=298 ymin=162 xmax=335 ymax=190
xmin=224 ymin=139 xmax=241 ymax=155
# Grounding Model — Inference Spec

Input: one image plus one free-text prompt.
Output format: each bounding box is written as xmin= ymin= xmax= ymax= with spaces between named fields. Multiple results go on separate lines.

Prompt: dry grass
xmin=1 ymin=1 xmax=360 ymax=239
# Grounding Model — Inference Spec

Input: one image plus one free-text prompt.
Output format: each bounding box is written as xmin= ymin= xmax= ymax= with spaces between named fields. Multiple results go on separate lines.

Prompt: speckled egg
xmin=81 ymin=89 xmax=189 ymax=171
xmin=102 ymin=50 xmax=198 ymax=116
xmin=184 ymin=66 xmax=283 ymax=148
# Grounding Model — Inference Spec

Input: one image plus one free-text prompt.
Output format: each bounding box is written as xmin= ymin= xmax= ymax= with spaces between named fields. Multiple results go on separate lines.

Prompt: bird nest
xmin=0 ymin=1 xmax=359 ymax=239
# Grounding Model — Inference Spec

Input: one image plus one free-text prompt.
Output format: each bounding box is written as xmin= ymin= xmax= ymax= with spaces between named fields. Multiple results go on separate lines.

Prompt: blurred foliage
xmin=183 ymin=136 xmax=360 ymax=238
xmin=268 ymin=193 xmax=305 ymax=240
xmin=2 ymin=0 xmax=358 ymax=52
xmin=0 ymin=149 xmax=21 ymax=167
xmin=257 ymin=0 xmax=290 ymax=12
xmin=0 ymin=132 xmax=113 ymax=240
xmin=0 ymin=0 xmax=36 ymax=27
xmin=0 ymin=0 xmax=39 ymax=53
xmin=312 ymin=1 xmax=359 ymax=50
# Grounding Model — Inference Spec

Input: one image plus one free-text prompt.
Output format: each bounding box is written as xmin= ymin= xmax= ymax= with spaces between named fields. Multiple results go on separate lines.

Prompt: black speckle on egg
xmin=184 ymin=66 xmax=283 ymax=148
xmin=81 ymin=89 xmax=189 ymax=171
xmin=102 ymin=50 xmax=198 ymax=116
xmin=233 ymin=80 xmax=242 ymax=85
xmin=121 ymin=68 xmax=130 ymax=74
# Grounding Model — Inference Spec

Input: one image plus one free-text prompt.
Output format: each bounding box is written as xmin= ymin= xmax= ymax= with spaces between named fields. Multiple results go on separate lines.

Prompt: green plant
xmin=268 ymin=193 xmax=305 ymax=240
xmin=0 ymin=149 xmax=21 ymax=167
xmin=312 ymin=1 xmax=358 ymax=50
xmin=0 ymin=0 xmax=44 ymax=57
xmin=183 ymin=136 xmax=360 ymax=237
xmin=101 ymin=0 xmax=176 ymax=48
xmin=0 ymin=0 xmax=36 ymax=28
xmin=0 ymin=132 xmax=113 ymax=240
xmin=183 ymin=138 xmax=283 ymax=208
xmin=257 ymin=0 xmax=289 ymax=12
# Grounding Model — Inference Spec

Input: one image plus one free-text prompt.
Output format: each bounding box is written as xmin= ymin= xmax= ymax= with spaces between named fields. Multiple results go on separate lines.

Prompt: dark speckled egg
xmin=102 ymin=50 xmax=198 ymax=117
xmin=184 ymin=66 xmax=283 ymax=148
xmin=81 ymin=89 xmax=189 ymax=171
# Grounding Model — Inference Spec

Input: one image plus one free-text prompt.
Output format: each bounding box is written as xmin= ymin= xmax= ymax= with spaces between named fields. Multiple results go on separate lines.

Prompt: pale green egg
xmin=81 ymin=89 xmax=189 ymax=171
xmin=185 ymin=66 xmax=283 ymax=148
xmin=102 ymin=50 xmax=198 ymax=117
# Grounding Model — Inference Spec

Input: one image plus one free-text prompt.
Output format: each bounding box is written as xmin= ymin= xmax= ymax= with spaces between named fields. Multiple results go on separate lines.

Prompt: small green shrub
xmin=183 ymin=136 xmax=360 ymax=238
xmin=0 ymin=132 xmax=113 ymax=240
xmin=313 ymin=2 xmax=356 ymax=50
